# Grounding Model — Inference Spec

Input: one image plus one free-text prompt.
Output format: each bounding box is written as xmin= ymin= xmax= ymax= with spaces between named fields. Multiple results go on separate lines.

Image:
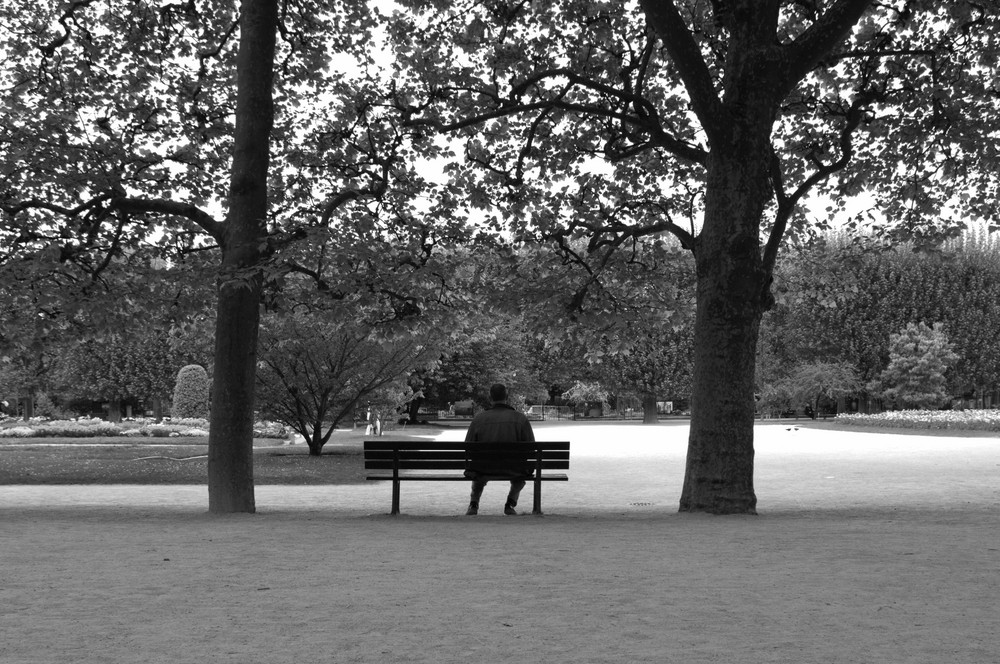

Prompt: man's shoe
xmin=504 ymin=504 xmax=517 ymax=516
xmin=466 ymin=503 xmax=478 ymax=516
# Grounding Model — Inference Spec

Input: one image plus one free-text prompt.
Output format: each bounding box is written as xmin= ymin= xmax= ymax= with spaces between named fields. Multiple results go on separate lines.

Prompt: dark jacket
xmin=464 ymin=403 xmax=535 ymax=478
xmin=464 ymin=403 xmax=535 ymax=444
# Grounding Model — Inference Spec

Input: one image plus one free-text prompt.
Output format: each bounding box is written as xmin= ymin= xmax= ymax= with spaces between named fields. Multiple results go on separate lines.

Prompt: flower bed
xmin=835 ymin=409 xmax=1000 ymax=431
xmin=0 ymin=417 xmax=121 ymax=438
xmin=0 ymin=417 xmax=287 ymax=438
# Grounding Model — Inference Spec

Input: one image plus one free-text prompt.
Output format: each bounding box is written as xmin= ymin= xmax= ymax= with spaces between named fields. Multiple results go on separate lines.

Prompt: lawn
xmin=0 ymin=440 xmax=368 ymax=484
xmin=2 ymin=418 xmax=997 ymax=484
xmin=0 ymin=426 xmax=434 ymax=484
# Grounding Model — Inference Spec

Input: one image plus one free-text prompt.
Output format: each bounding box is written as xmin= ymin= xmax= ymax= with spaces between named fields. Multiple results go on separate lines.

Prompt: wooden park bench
xmin=363 ymin=440 xmax=570 ymax=515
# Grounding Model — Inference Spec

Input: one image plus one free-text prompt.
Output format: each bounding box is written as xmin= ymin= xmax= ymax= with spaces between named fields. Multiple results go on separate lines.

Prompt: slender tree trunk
xmin=642 ymin=393 xmax=659 ymax=424
xmin=407 ymin=396 xmax=424 ymax=423
xmin=108 ymin=400 xmax=122 ymax=423
xmin=207 ymin=0 xmax=278 ymax=513
xmin=307 ymin=427 xmax=324 ymax=456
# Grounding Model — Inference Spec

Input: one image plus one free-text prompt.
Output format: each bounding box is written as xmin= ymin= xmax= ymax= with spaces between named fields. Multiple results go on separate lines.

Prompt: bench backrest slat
xmin=363 ymin=440 xmax=570 ymax=471
xmin=364 ymin=450 xmax=570 ymax=460
xmin=364 ymin=441 xmax=569 ymax=451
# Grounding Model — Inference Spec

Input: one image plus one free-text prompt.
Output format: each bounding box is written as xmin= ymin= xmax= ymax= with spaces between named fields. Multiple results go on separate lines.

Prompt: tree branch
xmin=3 ymin=195 xmax=112 ymax=220
xmin=405 ymin=69 xmax=707 ymax=165
xmin=638 ymin=0 xmax=725 ymax=144
xmin=112 ymin=197 xmax=224 ymax=241
xmin=780 ymin=0 xmax=875 ymax=93
xmin=761 ymin=88 xmax=877 ymax=275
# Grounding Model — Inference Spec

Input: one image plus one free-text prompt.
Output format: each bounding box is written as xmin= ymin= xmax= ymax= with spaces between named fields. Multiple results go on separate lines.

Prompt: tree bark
xmin=642 ymin=393 xmax=659 ymax=424
xmin=307 ymin=428 xmax=324 ymax=456
xmin=679 ymin=117 xmax=775 ymax=515
xmin=207 ymin=0 xmax=278 ymax=513
xmin=407 ymin=396 xmax=425 ymax=423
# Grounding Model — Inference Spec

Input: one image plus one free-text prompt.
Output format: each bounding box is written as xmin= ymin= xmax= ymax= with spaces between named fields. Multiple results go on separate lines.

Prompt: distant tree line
xmin=760 ymin=231 xmax=1000 ymax=414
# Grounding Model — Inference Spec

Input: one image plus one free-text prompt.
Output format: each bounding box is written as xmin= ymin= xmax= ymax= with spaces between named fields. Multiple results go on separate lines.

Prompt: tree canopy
xmin=388 ymin=0 xmax=1000 ymax=512
xmin=256 ymin=308 xmax=444 ymax=455
xmin=0 ymin=0 xmax=470 ymax=511
xmin=763 ymin=232 xmax=1000 ymax=409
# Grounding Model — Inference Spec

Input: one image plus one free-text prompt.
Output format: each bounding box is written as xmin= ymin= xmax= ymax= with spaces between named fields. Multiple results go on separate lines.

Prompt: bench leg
xmin=532 ymin=477 xmax=542 ymax=515
xmin=391 ymin=479 xmax=400 ymax=515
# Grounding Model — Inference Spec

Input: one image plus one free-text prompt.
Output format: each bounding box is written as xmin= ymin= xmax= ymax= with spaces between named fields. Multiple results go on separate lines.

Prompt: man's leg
xmin=467 ymin=478 xmax=487 ymax=515
xmin=504 ymin=479 xmax=526 ymax=515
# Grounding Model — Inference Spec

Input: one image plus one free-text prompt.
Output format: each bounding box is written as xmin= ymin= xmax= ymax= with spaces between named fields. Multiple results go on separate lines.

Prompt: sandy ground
xmin=2 ymin=422 xmax=998 ymax=664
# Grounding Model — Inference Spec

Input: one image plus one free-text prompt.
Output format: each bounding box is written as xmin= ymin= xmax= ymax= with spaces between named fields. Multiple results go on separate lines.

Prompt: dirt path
xmin=2 ymin=423 xmax=998 ymax=664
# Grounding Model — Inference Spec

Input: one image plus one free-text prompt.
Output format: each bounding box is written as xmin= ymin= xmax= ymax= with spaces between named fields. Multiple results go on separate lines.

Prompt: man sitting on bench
xmin=464 ymin=383 xmax=535 ymax=516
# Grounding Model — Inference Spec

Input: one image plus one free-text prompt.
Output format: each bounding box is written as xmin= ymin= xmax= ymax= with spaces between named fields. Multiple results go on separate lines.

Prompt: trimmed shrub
xmin=171 ymin=365 xmax=210 ymax=419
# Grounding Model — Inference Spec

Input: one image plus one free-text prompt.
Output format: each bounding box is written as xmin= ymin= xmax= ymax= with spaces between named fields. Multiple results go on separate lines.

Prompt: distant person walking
xmin=464 ymin=383 xmax=535 ymax=516
xmin=365 ymin=404 xmax=382 ymax=436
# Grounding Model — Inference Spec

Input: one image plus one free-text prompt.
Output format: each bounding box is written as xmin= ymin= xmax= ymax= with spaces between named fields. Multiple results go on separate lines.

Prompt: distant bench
xmin=363 ymin=440 xmax=570 ymax=515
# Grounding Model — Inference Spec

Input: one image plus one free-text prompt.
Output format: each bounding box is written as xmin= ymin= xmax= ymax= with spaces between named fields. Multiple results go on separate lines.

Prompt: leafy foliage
xmin=412 ymin=318 xmax=549 ymax=410
xmin=172 ymin=365 xmax=210 ymax=419
xmin=872 ymin=322 xmax=958 ymax=409
xmin=5 ymin=1 xmax=1000 ymax=512
xmin=602 ymin=326 xmax=694 ymax=404
xmin=255 ymin=310 xmax=444 ymax=455
xmin=787 ymin=361 xmax=862 ymax=415
xmin=388 ymin=0 xmax=1000 ymax=513
xmin=0 ymin=0 xmax=473 ymax=510
xmin=56 ymin=329 xmax=183 ymax=405
xmin=763 ymin=233 xmax=1000 ymax=405
xmin=560 ymin=381 xmax=610 ymax=411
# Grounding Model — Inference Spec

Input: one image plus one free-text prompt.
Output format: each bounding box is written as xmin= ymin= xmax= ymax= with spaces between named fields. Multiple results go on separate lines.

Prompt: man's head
xmin=489 ymin=383 xmax=508 ymax=404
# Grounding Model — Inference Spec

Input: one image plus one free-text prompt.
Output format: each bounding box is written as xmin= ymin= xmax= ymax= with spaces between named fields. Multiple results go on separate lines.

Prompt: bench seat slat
xmin=364 ymin=451 xmax=470 ymax=461
xmin=365 ymin=460 xmax=467 ymax=470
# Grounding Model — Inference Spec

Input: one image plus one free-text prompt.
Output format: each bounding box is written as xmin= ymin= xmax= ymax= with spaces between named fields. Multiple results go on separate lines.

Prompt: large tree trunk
xmin=679 ymin=124 xmax=774 ymax=515
xmin=207 ymin=0 xmax=278 ymax=514
xmin=407 ymin=396 xmax=425 ymax=423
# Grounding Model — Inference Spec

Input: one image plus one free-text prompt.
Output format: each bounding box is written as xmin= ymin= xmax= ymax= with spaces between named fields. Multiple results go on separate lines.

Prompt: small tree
xmin=561 ymin=381 xmax=609 ymax=417
xmin=785 ymin=361 xmax=862 ymax=418
xmin=603 ymin=328 xmax=694 ymax=424
xmin=256 ymin=314 xmax=443 ymax=455
xmin=873 ymin=323 xmax=959 ymax=410
xmin=172 ymin=365 xmax=210 ymax=419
